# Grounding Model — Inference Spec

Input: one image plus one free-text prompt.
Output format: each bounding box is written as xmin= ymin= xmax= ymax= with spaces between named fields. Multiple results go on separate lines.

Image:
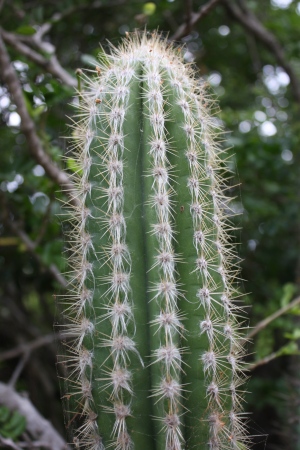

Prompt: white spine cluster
xmin=167 ymin=67 xmax=246 ymax=447
xmin=197 ymin=99 xmax=247 ymax=449
xmin=97 ymin=63 xmax=139 ymax=450
xmin=62 ymin=72 xmax=108 ymax=450
xmin=64 ymin=60 xmax=140 ymax=449
xmin=143 ymin=53 xmax=184 ymax=450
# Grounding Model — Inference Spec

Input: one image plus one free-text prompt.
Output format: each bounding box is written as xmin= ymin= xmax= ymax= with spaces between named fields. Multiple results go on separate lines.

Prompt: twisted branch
xmin=0 ymin=382 xmax=69 ymax=450
xmin=171 ymin=0 xmax=221 ymax=40
xmin=0 ymin=33 xmax=79 ymax=208
xmin=1 ymin=29 xmax=76 ymax=88
xmin=222 ymin=0 xmax=300 ymax=104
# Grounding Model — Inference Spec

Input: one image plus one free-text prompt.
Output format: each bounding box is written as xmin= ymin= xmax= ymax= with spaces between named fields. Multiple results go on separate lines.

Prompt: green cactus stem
xmin=61 ymin=31 xmax=248 ymax=450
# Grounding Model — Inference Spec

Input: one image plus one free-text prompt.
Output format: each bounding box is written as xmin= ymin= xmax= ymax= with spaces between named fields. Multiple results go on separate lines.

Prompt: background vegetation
xmin=1 ymin=0 xmax=300 ymax=449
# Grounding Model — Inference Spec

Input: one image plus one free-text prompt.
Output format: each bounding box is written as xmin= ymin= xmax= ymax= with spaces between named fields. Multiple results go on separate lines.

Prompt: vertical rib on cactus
xmin=61 ymin=31 xmax=249 ymax=450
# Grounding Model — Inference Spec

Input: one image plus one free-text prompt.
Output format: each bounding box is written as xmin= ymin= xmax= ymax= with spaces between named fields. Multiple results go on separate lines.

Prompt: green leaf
xmin=0 ymin=407 xmax=10 ymax=423
xmin=280 ymin=283 xmax=297 ymax=307
xmin=277 ymin=341 xmax=299 ymax=356
xmin=66 ymin=157 xmax=83 ymax=175
xmin=32 ymin=104 xmax=47 ymax=117
xmin=290 ymin=306 xmax=300 ymax=315
xmin=9 ymin=415 xmax=26 ymax=440
xmin=0 ymin=407 xmax=26 ymax=441
xmin=284 ymin=328 xmax=300 ymax=340
xmin=143 ymin=2 xmax=156 ymax=15
xmin=15 ymin=26 xmax=36 ymax=36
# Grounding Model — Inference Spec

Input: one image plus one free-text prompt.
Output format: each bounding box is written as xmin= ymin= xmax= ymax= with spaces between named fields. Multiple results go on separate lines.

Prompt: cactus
xmin=61 ymin=31 xmax=248 ymax=450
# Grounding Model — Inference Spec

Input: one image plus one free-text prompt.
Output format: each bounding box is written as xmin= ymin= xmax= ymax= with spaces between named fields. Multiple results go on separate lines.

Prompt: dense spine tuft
xmin=61 ymin=31 xmax=249 ymax=450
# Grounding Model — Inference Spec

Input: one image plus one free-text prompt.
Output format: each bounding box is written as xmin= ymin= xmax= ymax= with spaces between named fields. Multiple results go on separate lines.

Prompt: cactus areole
xmin=62 ymin=32 xmax=248 ymax=450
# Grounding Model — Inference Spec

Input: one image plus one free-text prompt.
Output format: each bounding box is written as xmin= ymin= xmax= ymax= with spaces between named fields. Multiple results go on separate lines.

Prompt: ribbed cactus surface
xmin=62 ymin=32 xmax=248 ymax=450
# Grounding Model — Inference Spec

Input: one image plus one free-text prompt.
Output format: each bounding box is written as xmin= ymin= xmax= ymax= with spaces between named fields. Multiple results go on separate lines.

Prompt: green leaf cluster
xmin=0 ymin=406 xmax=26 ymax=441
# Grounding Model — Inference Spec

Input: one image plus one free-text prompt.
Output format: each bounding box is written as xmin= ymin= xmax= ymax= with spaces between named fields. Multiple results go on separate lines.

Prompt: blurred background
xmin=1 ymin=0 xmax=300 ymax=448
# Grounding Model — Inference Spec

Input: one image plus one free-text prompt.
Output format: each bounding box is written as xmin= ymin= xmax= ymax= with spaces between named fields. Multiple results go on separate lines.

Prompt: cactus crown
xmin=61 ymin=31 xmax=248 ymax=450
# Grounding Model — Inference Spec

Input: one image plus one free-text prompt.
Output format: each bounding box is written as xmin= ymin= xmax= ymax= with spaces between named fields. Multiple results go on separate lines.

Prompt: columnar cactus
xmin=62 ymin=31 xmax=248 ymax=450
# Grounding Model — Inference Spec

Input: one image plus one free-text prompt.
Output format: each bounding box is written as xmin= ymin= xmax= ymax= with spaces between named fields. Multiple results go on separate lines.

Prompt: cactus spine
xmin=62 ymin=31 xmax=248 ymax=450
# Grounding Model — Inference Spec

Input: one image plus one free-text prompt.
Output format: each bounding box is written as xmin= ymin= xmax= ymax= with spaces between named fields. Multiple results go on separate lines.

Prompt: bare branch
xmin=246 ymin=295 xmax=300 ymax=341
xmin=0 ymin=32 xmax=79 ymax=208
xmin=1 ymin=29 xmax=76 ymax=88
xmin=170 ymin=0 xmax=221 ymax=41
xmin=0 ymin=333 xmax=59 ymax=362
xmin=37 ymin=0 xmax=128 ymax=38
xmin=247 ymin=351 xmax=279 ymax=371
xmin=2 ymin=0 xmax=128 ymax=86
xmin=0 ymin=382 xmax=69 ymax=450
xmin=0 ymin=436 xmax=22 ymax=450
xmin=8 ymin=353 xmax=29 ymax=388
xmin=222 ymin=0 xmax=300 ymax=104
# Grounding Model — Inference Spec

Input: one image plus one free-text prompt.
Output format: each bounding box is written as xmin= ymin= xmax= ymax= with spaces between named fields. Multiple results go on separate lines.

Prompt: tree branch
xmin=2 ymin=0 xmax=128 ymax=86
xmin=247 ymin=350 xmax=279 ymax=371
xmin=1 ymin=29 xmax=76 ymax=88
xmin=8 ymin=352 xmax=30 ymax=388
xmin=37 ymin=0 xmax=128 ymax=38
xmin=245 ymin=295 xmax=300 ymax=341
xmin=170 ymin=0 xmax=221 ymax=41
xmin=0 ymin=333 xmax=58 ymax=362
xmin=222 ymin=0 xmax=300 ymax=104
xmin=0 ymin=32 xmax=79 ymax=208
xmin=0 ymin=382 xmax=69 ymax=450
xmin=0 ymin=436 xmax=22 ymax=450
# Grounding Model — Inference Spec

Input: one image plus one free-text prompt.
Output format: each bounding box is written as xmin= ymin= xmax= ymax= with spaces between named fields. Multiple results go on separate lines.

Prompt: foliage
xmin=1 ymin=1 xmax=300 ymax=449
xmin=0 ymin=406 xmax=26 ymax=441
